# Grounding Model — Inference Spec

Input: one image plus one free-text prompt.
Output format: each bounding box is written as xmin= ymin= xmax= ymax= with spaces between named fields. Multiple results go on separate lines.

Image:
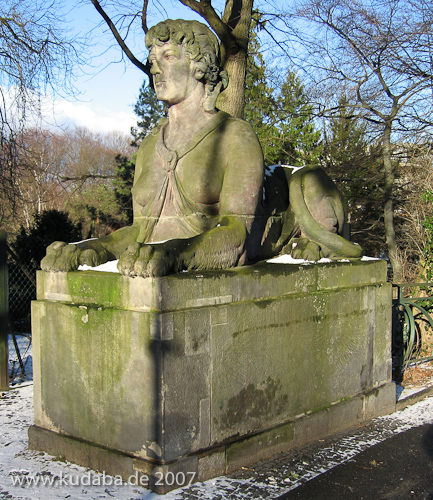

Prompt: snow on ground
xmin=8 ymin=336 xmax=32 ymax=387
xmin=2 ymin=337 xmax=433 ymax=500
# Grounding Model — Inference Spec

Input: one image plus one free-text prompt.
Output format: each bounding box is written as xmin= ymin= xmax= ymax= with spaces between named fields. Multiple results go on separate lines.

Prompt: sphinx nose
xmin=150 ymin=62 xmax=162 ymax=75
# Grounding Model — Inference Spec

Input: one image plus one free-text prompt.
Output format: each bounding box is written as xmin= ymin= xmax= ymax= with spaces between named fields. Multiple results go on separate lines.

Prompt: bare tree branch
xmin=59 ymin=174 xmax=115 ymax=182
xmin=90 ymin=0 xmax=149 ymax=75
xmin=179 ymin=0 xmax=239 ymax=62
xmin=141 ymin=0 xmax=148 ymax=34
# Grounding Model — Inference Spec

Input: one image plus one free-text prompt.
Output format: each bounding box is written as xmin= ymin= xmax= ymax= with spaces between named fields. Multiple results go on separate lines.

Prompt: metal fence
xmin=1 ymin=232 xmax=7 ymax=390
xmin=6 ymin=245 xmax=36 ymax=383
xmin=392 ymin=283 xmax=433 ymax=382
xmin=8 ymin=259 xmax=36 ymax=335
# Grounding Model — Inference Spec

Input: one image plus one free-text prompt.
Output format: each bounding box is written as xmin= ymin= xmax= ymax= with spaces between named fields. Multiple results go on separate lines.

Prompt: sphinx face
xmin=149 ymin=42 xmax=200 ymax=106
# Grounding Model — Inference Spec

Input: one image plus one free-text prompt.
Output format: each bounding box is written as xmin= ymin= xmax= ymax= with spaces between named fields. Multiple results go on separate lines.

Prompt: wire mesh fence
xmin=8 ymin=260 xmax=36 ymax=335
xmin=7 ymin=250 xmax=37 ymax=383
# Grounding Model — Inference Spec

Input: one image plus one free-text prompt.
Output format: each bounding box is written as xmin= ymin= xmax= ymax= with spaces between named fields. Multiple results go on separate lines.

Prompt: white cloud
xmin=51 ymin=99 xmax=136 ymax=136
xmin=0 ymin=85 xmax=137 ymax=136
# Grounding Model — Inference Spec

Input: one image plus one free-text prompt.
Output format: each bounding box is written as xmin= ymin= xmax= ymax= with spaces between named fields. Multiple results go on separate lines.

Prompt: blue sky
xmin=51 ymin=1 xmax=222 ymax=135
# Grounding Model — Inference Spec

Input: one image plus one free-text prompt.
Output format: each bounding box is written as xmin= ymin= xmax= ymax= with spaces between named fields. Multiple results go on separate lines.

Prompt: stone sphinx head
xmin=145 ymin=19 xmax=228 ymax=110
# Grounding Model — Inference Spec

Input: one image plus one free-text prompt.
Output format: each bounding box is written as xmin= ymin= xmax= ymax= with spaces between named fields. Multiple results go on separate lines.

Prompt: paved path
xmin=277 ymin=423 xmax=433 ymax=500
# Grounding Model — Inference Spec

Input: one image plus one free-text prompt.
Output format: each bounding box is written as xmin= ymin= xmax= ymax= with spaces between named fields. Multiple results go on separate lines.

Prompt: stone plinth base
xmin=29 ymin=260 xmax=395 ymax=493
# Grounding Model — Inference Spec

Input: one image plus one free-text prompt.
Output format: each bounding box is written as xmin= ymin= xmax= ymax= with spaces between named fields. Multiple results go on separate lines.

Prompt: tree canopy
xmin=281 ymin=0 xmax=433 ymax=280
xmin=0 ymin=0 xmax=85 ymax=238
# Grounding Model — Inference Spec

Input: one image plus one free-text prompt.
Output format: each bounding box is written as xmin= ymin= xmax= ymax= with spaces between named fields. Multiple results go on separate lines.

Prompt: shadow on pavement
xmin=278 ymin=424 xmax=433 ymax=500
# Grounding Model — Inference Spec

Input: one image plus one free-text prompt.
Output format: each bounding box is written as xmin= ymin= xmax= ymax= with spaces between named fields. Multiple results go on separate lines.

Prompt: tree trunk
xmin=218 ymin=49 xmax=248 ymax=117
xmin=382 ymin=122 xmax=402 ymax=282
xmin=216 ymin=0 xmax=254 ymax=118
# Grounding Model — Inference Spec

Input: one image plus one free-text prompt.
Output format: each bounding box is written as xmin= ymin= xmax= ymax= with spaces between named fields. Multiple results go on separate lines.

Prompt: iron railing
xmin=392 ymin=283 xmax=433 ymax=381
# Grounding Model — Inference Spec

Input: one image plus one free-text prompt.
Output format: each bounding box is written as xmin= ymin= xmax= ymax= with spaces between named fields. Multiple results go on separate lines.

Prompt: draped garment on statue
xmin=132 ymin=111 xmax=235 ymax=244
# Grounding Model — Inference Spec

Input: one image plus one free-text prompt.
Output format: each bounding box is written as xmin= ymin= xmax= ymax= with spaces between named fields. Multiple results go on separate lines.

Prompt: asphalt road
xmin=277 ymin=424 xmax=433 ymax=500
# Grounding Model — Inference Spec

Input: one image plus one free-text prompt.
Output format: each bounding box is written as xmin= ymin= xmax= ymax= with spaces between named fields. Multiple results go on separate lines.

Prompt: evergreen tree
xmin=244 ymin=22 xmax=276 ymax=162
xmin=244 ymin=25 xmax=322 ymax=167
xmin=322 ymin=95 xmax=372 ymax=176
xmin=270 ymin=72 xmax=323 ymax=167
xmin=112 ymin=154 xmax=135 ymax=225
xmin=64 ymin=153 xmax=136 ymax=238
xmin=14 ymin=210 xmax=82 ymax=269
xmin=131 ymin=83 xmax=166 ymax=147
xmin=321 ymin=96 xmax=384 ymax=255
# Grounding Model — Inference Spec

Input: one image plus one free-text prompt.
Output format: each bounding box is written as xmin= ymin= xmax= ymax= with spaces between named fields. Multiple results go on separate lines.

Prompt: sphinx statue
xmin=41 ymin=19 xmax=362 ymax=276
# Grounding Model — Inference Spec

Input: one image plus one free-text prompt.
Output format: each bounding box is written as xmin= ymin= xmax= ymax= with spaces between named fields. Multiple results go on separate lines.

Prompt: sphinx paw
xmin=291 ymin=238 xmax=322 ymax=261
xmin=133 ymin=245 xmax=154 ymax=277
xmin=80 ymin=247 xmax=108 ymax=267
xmin=146 ymin=247 xmax=174 ymax=277
xmin=118 ymin=243 xmax=141 ymax=276
xmin=41 ymin=241 xmax=81 ymax=272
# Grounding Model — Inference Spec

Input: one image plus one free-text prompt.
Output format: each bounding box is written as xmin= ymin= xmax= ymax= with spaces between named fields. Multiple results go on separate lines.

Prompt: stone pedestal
xmin=29 ymin=260 xmax=395 ymax=493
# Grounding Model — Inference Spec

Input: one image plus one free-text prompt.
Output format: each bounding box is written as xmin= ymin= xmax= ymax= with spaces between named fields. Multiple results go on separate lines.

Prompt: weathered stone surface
xmin=40 ymin=19 xmax=362 ymax=277
xmin=30 ymin=259 xmax=394 ymax=493
xmin=226 ymin=422 xmax=295 ymax=474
